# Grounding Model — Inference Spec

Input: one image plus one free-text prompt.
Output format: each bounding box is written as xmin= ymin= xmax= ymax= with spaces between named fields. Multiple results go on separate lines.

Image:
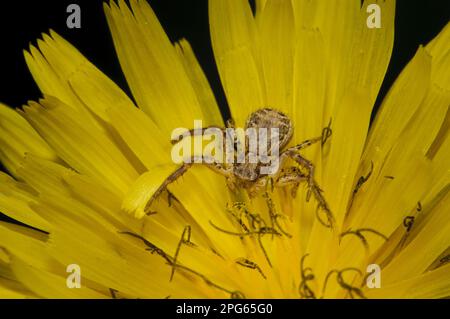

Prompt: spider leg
xmin=285 ymin=136 xmax=322 ymax=152
xmin=226 ymin=118 xmax=235 ymax=129
xmin=171 ymin=126 xmax=226 ymax=144
xmin=246 ymin=177 xmax=268 ymax=198
xmin=145 ymin=156 xmax=232 ymax=212
xmin=282 ymin=150 xmax=335 ymax=228
xmin=275 ymin=167 xmax=308 ymax=198
xmin=171 ymin=121 xmax=240 ymax=164
xmin=285 ymin=121 xmax=333 ymax=153
xmin=169 ymin=117 xmax=236 ymax=145
xmin=226 ymin=177 xmax=238 ymax=193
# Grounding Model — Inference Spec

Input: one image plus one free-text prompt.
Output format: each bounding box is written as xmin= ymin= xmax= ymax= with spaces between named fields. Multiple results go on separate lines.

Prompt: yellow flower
xmin=0 ymin=0 xmax=449 ymax=299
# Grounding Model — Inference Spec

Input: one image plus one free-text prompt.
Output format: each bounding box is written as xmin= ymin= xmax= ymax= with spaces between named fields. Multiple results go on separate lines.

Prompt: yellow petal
xmin=255 ymin=0 xmax=266 ymax=17
xmin=122 ymin=166 xmax=177 ymax=219
xmin=291 ymin=29 xmax=326 ymax=247
xmin=167 ymin=166 xmax=247 ymax=260
xmin=24 ymin=43 xmax=80 ymax=111
xmin=350 ymin=0 xmax=395 ymax=101
xmin=360 ymin=47 xmax=432 ymax=184
xmin=381 ymin=190 xmax=450 ymax=284
xmin=0 ymin=275 xmax=37 ymax=299
xmin=259 ymin=0 xmax=295 ymax=114
xmin=0 ymin=103 xmax=57 ymax=176
xmin=295 ymin=0 xmax=395 ymax=118
xmin=104 ymin=0 xmax=209 ymax=136
xmin=209 ymin=0 xmax=264 ymax=126
xmin=35 ymin=201 xmax=205 ymax=298
xmin=427 ymin=22 xmax=450 ymax=90
xmin=351 ymin=153 xmax=432 ymax=238
xmin=0 ymin=172 xmax=51 ymax=232
xmin=0 ymin=222 xmax=55 ymax=272
xmin=323 ymin=90 xmax=372 ymax=226
xmin=22 ymin=96 xmax=138 ymax=196
xmin=402 ymin=85 xmax=450 ymax=156
xmin=175 ymin=39 xmax=223 ymax=126
xmin=9 ymin=255 xmax=106 ymax=299
xmin=426 ymin=134 xmax=450 ymax=205
xmin=365 ymin=264 xmax=450 ymax=299
xmin=292 ymin=29 xmax=326 ymax=142
xmin=106 ymin=102 xmax=170 ymax=169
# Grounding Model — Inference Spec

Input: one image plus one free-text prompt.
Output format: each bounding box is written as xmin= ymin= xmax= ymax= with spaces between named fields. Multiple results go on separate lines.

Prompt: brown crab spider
xmin=144 ymin=108 xmax=334 ymax=228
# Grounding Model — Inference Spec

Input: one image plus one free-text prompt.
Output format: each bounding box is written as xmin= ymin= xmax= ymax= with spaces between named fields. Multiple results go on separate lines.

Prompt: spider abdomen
xmin=245 ymin=108 xmax=293 ymax=151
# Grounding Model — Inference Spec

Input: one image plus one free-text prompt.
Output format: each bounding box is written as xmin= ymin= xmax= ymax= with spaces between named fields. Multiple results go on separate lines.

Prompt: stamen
xmin=263 ymin=191 xmax=292 ymax=239
xmin=321 ymin=118 xmax=332 ymax=146
xmin=336 ymin=268 xmax=366 ymax=299
xmin=215 ymin=199 xmax=295 ymax=268
xmin=379 ymin=204 xmax=423 ymax=267
xmin=298 ymin=254 xmax=316 ymax=299
xmin=209 ymin=219 xmax=280 ymax=267
xmin=209 ymin=221 xmax=280 ymax=237
xmin=322 ymin=269 xmax=338 ymax=297
xmin=353 ymin=161 xmax=374 ymax=198
xmin=248 ymin=213 xmax=266 ymax=231
xmin=109 ymin=288 xmax=120 ymax=299
xmin=307 ymin=185 xmax=335 ymax=229
xmin=119 ymin=231 xmax=173 ymax=265
xmin=226 ymin=202 xmax=250 ymax=233
xmin=440 ymin=255 xmax=450 ymax=265
xmin=339 ymin=228 xmax=388 ymax=250
xmin=323 ymin=268 xmax=366 ymax=299
xmin=170 ymin=226 xmax=194 ymax=282
xmin=403 ymin=216 xmax=415 ymax=232
xmin=174 ymin=263 xmax=245 ymax=298
xmin=257 ymin=233 xmax=272 ymax=268
xmin=167 ymin=190 xmax=176 ymax=207
xmin=230 ymin=291 xmax=246 ymax=299
xmin=322 ymin=267 xmax=366 ymax=299
xmin=119 ymin=231 xmax=242 ymax=298
xmin=236 ymin=258 xmax=267 ymax=279
xmin=346 ymin=161 xmax=374 ymax=219
xmin=402 ymin=202 xmax=422 ymax=233
xmin=273 ymin=215 xmax=292 ymax=238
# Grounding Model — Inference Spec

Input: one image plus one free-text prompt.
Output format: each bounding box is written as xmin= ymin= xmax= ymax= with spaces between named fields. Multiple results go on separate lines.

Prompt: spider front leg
xmin=170 ymin=119 xmax=236 ymax=145
xmin=280 ymin=150 xmax=335 ymax=228
xmin=144 ymin=156 xmax=232 ymax=212
xmin=275 ymin=167 xmax=308 ymax=198
xmin=285 ymin=120 xmax=332 ymax=153
xmin=171 ymin=126 xmax=226 ymax=144
xmin=285 ymin=136 xmax=322 ymax=152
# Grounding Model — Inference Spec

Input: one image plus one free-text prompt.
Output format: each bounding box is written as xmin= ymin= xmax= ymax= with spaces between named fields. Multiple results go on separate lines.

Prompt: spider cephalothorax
xmin=232 ymin=108 xmax=293 ymax=183
xmin=146 ymin=108 xmax=334 ymax=227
